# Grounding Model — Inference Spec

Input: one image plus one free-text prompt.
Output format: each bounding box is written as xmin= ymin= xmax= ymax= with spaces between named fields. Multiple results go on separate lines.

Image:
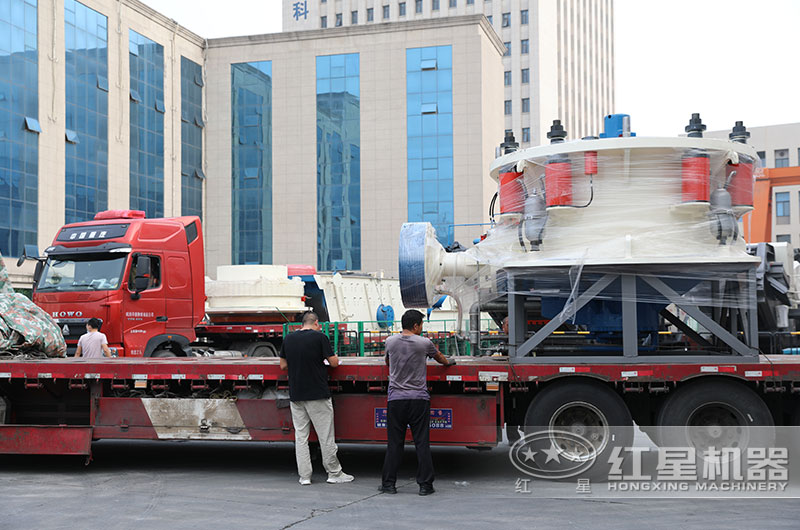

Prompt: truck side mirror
xmin=133 ymin=255 xmax=151 ymax=294
xmin=16 ymin=244 xmax=39 ymax=268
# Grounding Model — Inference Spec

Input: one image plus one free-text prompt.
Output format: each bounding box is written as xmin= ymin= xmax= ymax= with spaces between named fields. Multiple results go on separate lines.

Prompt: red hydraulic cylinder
xmin=727 ymin=157 xmax=754 ymax=208
xmin=545 ymin=157 xmax=573 ymax=207
xmin=498 ymin=167 xmax=525 ymax=214
xmin=681 ymin=149 xmax=710 ymax=203
xmin=584 ymin=151 xmax=598 ymax=175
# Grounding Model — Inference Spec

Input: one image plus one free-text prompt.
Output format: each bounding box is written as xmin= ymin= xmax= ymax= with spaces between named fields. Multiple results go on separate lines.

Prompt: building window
xmin=449 ymin=0 xmax=457 ymax=7
xmin=65 ymin=0 xmax=109 ymax=223
xmin=503 ymin=41 xmax=510 ymax=56
xmin=467 ymin=0 xmax=474 ymax=4
xmin=522 ymin=98 xmax=530 ymax=113
xmin=181 ymin=57 xmax=203 ymax=217
xmin=521 ymin=39 xmax=529 ymax=54
xmin=232 ymin=61 xmax=272 ymax=265
xmin=522 ymin=127 xmax=530 ymax=143
xmin=521 ymin=68 xmax=529 ymax=83
xmin=503 ymin=71 xmax=511 ymax=86
xmin=399 ymin=2 xmax=406 ymax=16
xmin=487 ymin=15 xmax=492 ymax=24
xmin=432 ymin=0 xmax=440 ymax=10
xmin=521 ymin=9 xmax=529 ymax=24
xmin=776 ymin=234 xmax=792 ymax=244
xmin=757 ymin=151 xmax=766 ymax=166
xmin=317 ymin=53 xmax=361 ymax=270
xmin=776 ymin=191 xmax=790 ymax=224
xmin=407 ymin=45 xmax=454 ymax=245
xmin=383 ymin=5 xmax=390 ymax=18
xmin=320 ymin=16 xmax=327 ymax=28
xmin=335 ymin=13 xmax=342 ymax=26
xmin=367 ymin=7 xmax=374 ymax=21
xmin=351 ymin=10 xmax=358 ymax=24
xmin=129 ymin=30 xmax=165 ymax=219
xmin=416 ymin=0 xmax=423 ymax=13
xmin=1 ymin=0 xmax=38 ymax=256
xmin=504 ymin=100 xmax=512 ymax=115
xmin=775 ymin=149 xmax=790 ymax=168
xmin=502 ymin=12 xmax=510 ymax=27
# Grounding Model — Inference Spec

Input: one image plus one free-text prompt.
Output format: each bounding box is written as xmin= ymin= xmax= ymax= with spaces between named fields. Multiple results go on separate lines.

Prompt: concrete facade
xmin=283 ymin=0 xmax=615 ymax=145
xmin=706 ymin=122 xmax=800 ymax=169
xmin=5 ymin=0 xmax=204 ymax=286
xmin=4 ymin=3 xmax=503 ymax=286
xmin=205 ymin=16 xmax=504 ymax=276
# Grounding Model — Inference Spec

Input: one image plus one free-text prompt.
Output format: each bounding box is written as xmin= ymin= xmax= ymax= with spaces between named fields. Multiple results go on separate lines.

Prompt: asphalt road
xmin=1 ymin=438 xmax=799 ymax=529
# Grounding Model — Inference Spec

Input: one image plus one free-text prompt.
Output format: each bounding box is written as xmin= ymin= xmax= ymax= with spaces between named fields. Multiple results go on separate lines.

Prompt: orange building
xmin=744 ymin=166 xmax=800 ymax=245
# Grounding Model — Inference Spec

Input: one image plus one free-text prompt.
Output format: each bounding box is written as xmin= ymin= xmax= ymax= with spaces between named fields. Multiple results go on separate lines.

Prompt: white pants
xmin=290 ymin=398 xmax=343 ymax=480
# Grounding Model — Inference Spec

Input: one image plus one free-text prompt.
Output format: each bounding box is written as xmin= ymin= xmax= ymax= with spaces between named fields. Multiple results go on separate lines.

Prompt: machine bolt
xmin=685 ymin=113 xmax=706 ymax=138
xmin=547 ymin=120 xmax=567 ymax=143
xmin=500 ymin=131 xmax=519 ymax=154
xmin=729 ymin=121 xmax=750 ymax=143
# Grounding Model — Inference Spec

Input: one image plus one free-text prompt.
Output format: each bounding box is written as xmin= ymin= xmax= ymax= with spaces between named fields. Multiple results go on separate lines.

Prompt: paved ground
xmin=1 ymin=438 xmax=800 ymax=529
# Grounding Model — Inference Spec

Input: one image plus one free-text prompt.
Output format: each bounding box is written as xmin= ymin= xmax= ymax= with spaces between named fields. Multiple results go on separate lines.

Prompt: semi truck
xmin=24 ymin=209 xmax=464 ymax=359
xmin=0 ymin=117 xmax=798 ymax=476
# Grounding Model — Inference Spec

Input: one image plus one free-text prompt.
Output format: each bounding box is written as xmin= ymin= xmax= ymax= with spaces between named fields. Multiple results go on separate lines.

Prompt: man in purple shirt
xmin=380 ymin=309 xmax=454 ymax=496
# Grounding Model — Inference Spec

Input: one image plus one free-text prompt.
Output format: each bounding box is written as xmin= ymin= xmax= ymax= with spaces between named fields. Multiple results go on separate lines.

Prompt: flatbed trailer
xmin=0 ymin=355 xmax=798 ymax=461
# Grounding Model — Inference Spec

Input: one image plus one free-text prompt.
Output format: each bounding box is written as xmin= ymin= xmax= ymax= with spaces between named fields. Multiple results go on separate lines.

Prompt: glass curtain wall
xmin=231 ymin=61 xmax=272 ymax=264
xmin=316 ymin=53 xmax=361 ymax=271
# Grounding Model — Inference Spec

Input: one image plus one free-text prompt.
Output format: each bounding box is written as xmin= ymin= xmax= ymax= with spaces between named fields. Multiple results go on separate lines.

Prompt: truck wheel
xmin=657 ymin=379 xmax=774 ymax=454
xmin=151 ymin=349 xmax=177 ymax=358
xmin=246 ymin=341 xmax=278 ymax=357
xmin=520 ymin=380 xmax=633 ymax=479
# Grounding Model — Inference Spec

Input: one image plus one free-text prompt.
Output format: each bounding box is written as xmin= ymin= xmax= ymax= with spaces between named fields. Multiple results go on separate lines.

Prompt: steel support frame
xmin=506 ymin=264 xmax=758 ymax=363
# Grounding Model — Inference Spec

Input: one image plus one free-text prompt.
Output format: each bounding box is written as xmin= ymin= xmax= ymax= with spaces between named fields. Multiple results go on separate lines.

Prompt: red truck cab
xmin=33 ymin=210 xmax=205 ymax=357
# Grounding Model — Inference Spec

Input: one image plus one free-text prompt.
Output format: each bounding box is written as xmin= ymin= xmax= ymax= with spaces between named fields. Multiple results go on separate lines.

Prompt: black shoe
xmin=418 ymin=484 xmax=435 ymax=496
xmin=378 ymin=484 xmax=397 ymax=494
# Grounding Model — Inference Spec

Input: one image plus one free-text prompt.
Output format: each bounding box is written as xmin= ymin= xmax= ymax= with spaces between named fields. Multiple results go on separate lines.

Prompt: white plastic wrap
xmin=398 ymin=135 xmax=768 ymax=355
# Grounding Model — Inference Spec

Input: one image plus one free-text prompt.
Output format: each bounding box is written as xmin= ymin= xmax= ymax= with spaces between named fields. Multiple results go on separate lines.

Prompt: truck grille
xmin=55 ymin=319 xmax=89 ymax=343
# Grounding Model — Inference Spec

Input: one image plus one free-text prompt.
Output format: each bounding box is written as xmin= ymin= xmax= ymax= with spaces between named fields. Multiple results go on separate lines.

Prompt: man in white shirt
xmin=75 ymin=318 xmax=112 ymax=358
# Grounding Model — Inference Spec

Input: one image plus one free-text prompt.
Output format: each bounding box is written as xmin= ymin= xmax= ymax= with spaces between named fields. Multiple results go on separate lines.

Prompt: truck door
xmin=164 ymin=253 xmax=193 ymax=333
xmin=123 ymin=253 xmax=166 ymax=357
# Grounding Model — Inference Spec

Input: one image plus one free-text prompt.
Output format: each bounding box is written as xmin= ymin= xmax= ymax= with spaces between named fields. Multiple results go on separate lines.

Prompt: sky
xmin=144 ymin=0 xmax=800 ymax=137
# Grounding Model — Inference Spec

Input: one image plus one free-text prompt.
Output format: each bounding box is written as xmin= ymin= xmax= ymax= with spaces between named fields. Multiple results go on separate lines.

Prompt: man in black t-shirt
xmin=280 ymin=311 xmax=354 ymax=485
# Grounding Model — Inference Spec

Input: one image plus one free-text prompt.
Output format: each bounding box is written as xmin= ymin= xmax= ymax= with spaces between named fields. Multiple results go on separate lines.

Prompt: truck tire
xmin=246 ymin=341 xmax=278 ymax=357
xmin=151 ymin=349 xmax=177 ymax=358
xmin=520 ymin=380 xmax=633 ymax=480
xmin=657 ymin=379 xmax=774 ymax=454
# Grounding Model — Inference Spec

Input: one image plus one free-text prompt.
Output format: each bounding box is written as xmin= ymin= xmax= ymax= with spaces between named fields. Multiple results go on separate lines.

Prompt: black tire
xmin=657 ymin=379 xmax=774 ymax=455
xmin=246 ymin=341 xmax=278 ymax=357
xmin=151 ymin=349 xmax=177 ymax=358
xmin=520 ymin=380 xmax=633 ymax=480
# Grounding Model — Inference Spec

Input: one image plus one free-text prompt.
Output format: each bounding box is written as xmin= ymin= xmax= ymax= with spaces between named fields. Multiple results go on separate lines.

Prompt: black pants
xmin=381 ymin=399 xmax=434 ymax=487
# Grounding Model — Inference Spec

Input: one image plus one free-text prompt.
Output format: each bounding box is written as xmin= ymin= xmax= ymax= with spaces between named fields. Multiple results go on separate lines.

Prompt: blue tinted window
xmin=776 ymin=192 xmax=790 ymax=218
xmin=317 ymin=53 xmax=360 ymax=271
xmin=406 ymin=45 xmax=453 ymax=245
xmin=231 ymin=61 xmax=272 ymax=264
xmin=129 ymin=30 xmax=164 ymax=218
xmin=65 ymin=0 xmax=108 ymax=223
xmin=0 ymin=0 xmax=38 ymax=256
xmin=181 ymin=56 xmax=203 ymax=218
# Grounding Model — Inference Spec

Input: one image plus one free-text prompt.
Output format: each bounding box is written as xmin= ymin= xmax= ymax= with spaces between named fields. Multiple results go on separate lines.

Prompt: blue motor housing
xmin=376 ymin=304 xmax=395 ymax=329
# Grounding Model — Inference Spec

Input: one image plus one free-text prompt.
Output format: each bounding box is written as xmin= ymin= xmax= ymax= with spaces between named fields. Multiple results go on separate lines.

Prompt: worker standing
xmin=74 ymin=318 xmax=112 ymax=358
xmin=279 ymin=311 xmax=354 ymax=485
xmin=380 ymin=309 xmax=454 ymax=495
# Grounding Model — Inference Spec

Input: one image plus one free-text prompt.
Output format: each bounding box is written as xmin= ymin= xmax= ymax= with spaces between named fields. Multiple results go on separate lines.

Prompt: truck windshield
xmin=36 ymin=255 xmax=127 ymax=292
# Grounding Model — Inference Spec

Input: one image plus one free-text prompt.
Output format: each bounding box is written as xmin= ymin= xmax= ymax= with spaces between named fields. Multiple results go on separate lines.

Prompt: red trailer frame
xmin=1 ymin=355 xmax=799 ymax=458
